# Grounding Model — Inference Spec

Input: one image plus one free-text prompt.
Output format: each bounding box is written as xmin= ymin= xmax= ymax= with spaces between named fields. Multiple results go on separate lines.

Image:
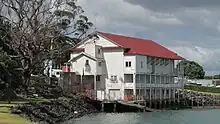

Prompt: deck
xmin=117 ymin=101 xmax=161 ymax=112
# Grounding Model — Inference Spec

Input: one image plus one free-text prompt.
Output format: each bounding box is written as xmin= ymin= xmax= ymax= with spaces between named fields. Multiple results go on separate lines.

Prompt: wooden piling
xmin=101 ymin=102 xmax=104 ymax=112
xmin=113 ymin=102 xmax=117 ymax=112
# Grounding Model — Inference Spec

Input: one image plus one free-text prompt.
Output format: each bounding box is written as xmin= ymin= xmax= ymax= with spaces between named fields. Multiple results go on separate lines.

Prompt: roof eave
xmin=124 ymin=53 xmax=183 ymax=60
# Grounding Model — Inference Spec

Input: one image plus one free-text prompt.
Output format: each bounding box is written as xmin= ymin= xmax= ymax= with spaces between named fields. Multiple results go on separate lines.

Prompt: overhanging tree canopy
xmin=0 ymin=0 xmax=93 ymax=85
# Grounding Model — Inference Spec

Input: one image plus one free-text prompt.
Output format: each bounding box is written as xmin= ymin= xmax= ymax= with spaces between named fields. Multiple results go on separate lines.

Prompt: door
xmin=109 ymin=89 xmax=121 ymax=101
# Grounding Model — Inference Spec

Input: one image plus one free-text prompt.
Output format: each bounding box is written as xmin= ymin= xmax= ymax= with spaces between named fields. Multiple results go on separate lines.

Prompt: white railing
xmin=124 ymin=82 xmax=134 ymax=89
xmin=136 ymin=83 xmax=182 ymax=88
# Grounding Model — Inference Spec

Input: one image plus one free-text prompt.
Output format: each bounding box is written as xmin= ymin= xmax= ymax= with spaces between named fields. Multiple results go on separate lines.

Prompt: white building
xmin=67 ymin=31 xmax=184 ymax=101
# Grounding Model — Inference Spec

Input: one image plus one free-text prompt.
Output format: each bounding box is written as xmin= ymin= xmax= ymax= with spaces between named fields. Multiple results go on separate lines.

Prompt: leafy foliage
xmin=54 ymin=0 xmax=94 ymax=40
xmin=0 ymin=0 xmax=93 ymax=85
xmin=177 ymin=60 xmax=205 ymax=79
xmin=0 ymin=17 xmax=21 ymax=90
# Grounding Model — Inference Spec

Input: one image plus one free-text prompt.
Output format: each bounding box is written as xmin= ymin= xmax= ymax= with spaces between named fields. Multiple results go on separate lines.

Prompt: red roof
xmin=98 ymin=32 xmax=182 ymax=60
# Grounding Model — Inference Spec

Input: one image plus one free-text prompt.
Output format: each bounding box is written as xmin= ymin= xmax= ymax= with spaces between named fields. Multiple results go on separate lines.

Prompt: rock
xmin=177 ymin=90 xmax=220 ymax=106
xmin=9 ymin=106 xmax=22 ymax=114
xmin=9 ymin=94 xmax=101 ymax=124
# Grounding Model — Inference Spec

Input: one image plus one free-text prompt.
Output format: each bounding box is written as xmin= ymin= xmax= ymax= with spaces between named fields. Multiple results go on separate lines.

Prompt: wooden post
xmin=133 ymin=73 xmax=136 ymax=100
xmin=144 ymin=74 xmax=146 ymax=99
xmin=80 ymin=74 xmax=83 ymax=93
xmin=173 ymin=88 xmax=175 ymax=106
xmin=94 ymin=75 xmax=97 ymax=100
xmin=150 ymin=74 xmax=152 ymax=108
xmin=160 ymin=74 xmax=162 ymax=109
xmin=178 ymin=89 xmax=180 ymax=104
xmin=8 ymin=75 xmax=11 ymax=104
xmin=113 ymin=102 xmax=117 ymax=112
xmin=154 ymin=88 xmax=157 ymax=108
xmin=164 ymin=88 xmax=167 ymax=108
xmin=101 ymin=102 xmax=104 ymax=112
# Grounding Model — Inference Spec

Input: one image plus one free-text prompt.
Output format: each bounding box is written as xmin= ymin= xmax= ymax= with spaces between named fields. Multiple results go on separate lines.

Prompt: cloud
xmin=77 ymin=0 xmax=220 ymax=75
xmin=125 ymin=0 xmax=220 ymax=11
xmin=78 ymin=0 xmax=183 ymax=27
xmin=169 ymin=45 xmax=220 ymax=75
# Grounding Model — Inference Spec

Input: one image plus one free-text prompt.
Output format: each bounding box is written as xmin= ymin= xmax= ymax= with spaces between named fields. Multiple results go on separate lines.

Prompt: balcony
xmin=136 ymin=83 xmax=182 ymax=88
xmin=124 ymin=74 xmax=134 ymax=89
xmin=124 ymin=82 xmax=134 ymax=89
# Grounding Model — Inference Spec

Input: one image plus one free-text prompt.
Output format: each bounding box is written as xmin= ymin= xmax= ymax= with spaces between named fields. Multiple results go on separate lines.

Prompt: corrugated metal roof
xmin=98 ymin=32 xmax=182 ymax=60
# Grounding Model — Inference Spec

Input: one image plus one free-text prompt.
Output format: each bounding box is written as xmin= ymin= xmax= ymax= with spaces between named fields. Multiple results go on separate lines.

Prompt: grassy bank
xmin=0 ymin=102 xmax=31 ymax=124
xmin=0 ymin=98 xmax=49 ymax=124
xmin=184 ymin=85 xmax=220 ymax=95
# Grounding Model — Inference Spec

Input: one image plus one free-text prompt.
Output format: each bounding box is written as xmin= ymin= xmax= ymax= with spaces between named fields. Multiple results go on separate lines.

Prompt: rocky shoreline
xmin=6 ymin=85 xmax=220 ymax=124
xmin=9 ymin=94 xmax=101 ymax=124
xmin=179 ymin=90 xmax=220 ymax=106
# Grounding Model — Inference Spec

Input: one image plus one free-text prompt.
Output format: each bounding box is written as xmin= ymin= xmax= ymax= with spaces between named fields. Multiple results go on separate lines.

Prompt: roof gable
xmin=98 ymin=32 xmax=182 ymax=60
xmin=68 ymin=52 xmax=97 ymax=62
xmin=76 ymin=32 xmax=120 ymax=49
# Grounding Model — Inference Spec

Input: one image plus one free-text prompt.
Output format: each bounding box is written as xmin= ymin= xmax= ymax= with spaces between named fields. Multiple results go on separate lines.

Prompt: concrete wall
xmin=124 ymin=55 xmax=136 ymax=74
xmin=103 ymin=48 xmax=125 ymax=100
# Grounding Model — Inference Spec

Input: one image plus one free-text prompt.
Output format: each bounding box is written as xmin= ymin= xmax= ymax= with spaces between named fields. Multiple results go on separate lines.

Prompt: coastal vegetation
xmin=0 ymin=0 xmax=99 ymax=123
xmin=0 ymin=103 xmax=31 ymax=124
xmin=184 ymin=85 xmax=220 ymax=95
xmin=177 ymin=60 xmax=205 ymax=79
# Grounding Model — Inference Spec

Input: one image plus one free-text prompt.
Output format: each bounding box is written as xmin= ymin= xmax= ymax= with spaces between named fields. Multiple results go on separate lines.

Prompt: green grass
xmin=184 ymin=85 xmax=220 ymax=95
xmin=0 ymin=103 xmax=31 ymax=124
xmin=184 ymin=89 xmax=220 ymax=96
xmin=0 ymin=98 xmax=50 ymax=124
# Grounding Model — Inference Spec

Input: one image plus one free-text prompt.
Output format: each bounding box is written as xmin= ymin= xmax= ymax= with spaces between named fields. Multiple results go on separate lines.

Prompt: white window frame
xmin=125 ymin=61 xmax=131 ymax=67
xmin=140 ymin=61 xmax=143 ymax=68
xmin=110 ymin=75 xmax=117 ymax=83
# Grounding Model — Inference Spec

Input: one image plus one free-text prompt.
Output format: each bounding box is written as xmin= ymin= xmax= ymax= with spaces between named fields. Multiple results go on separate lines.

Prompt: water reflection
xmin=64 ymin=109 xmax=220 ymax=124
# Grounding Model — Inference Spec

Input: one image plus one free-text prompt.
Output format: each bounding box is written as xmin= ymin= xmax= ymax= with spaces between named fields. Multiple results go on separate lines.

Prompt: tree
xmin=0 ymin=0 xmax=93 ymax=86
xmin=177 ymin=60 xmax=205 ymax=79
xmin=0 ymin=16 xmax=21 ymax=94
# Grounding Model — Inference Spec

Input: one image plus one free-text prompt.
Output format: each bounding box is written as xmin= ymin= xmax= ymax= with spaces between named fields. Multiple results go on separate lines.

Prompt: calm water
xmin=64 ymin=109 xmax=220 ymax=124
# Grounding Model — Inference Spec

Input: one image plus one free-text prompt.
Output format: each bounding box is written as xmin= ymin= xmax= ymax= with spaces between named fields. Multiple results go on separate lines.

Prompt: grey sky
xmin=77 ymin=0 xmax=220 ymax=75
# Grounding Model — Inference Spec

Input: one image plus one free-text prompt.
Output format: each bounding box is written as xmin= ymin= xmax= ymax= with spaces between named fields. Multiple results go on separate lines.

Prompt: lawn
xmin=0 ymin=98 xmax=49 ymax=124
xmin=0 ymin=103 xmax=31 ymax=124
xmin=185 ymin=89 xmax=220 ymax=96
xmin=184 ymin=85 xmax=220 ymax=95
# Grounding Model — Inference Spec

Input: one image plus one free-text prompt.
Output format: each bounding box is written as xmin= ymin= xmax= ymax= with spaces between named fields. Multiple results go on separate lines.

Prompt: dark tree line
xmin=177 ymin=60 xmax=205 ymax=79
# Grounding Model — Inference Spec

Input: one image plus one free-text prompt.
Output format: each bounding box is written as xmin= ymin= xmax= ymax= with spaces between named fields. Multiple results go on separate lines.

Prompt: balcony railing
xmin=136 ymin=83 xmax=182 ymax=88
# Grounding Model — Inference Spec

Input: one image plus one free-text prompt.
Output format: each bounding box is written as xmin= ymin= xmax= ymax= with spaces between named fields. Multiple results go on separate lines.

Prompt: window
xmin=96 ymin=75 xmax=101 ymax=81
xmin=125 ymin=61 xmax=131 ymax=67
xmin=85 ymin=60 xmax=89 ymax=66
xmin=98 ymin=48 xmax=101 ymax=54
xmin=165 ymin=59 xmax=169 ymax=66
xmin=147 ymin=56 xmax=152 ymax=64
xmin=155 ymin=58 xmax=160 ymax=65
xmin=110 ymin=75 xmax=117 ymax=83
xmin=160 ymin=59 xmax=164 ymax=66
xmin=98 ymin=62 xmax=102 ymax=66
xmin=140 ymin=61 xmax=143 ymax=68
